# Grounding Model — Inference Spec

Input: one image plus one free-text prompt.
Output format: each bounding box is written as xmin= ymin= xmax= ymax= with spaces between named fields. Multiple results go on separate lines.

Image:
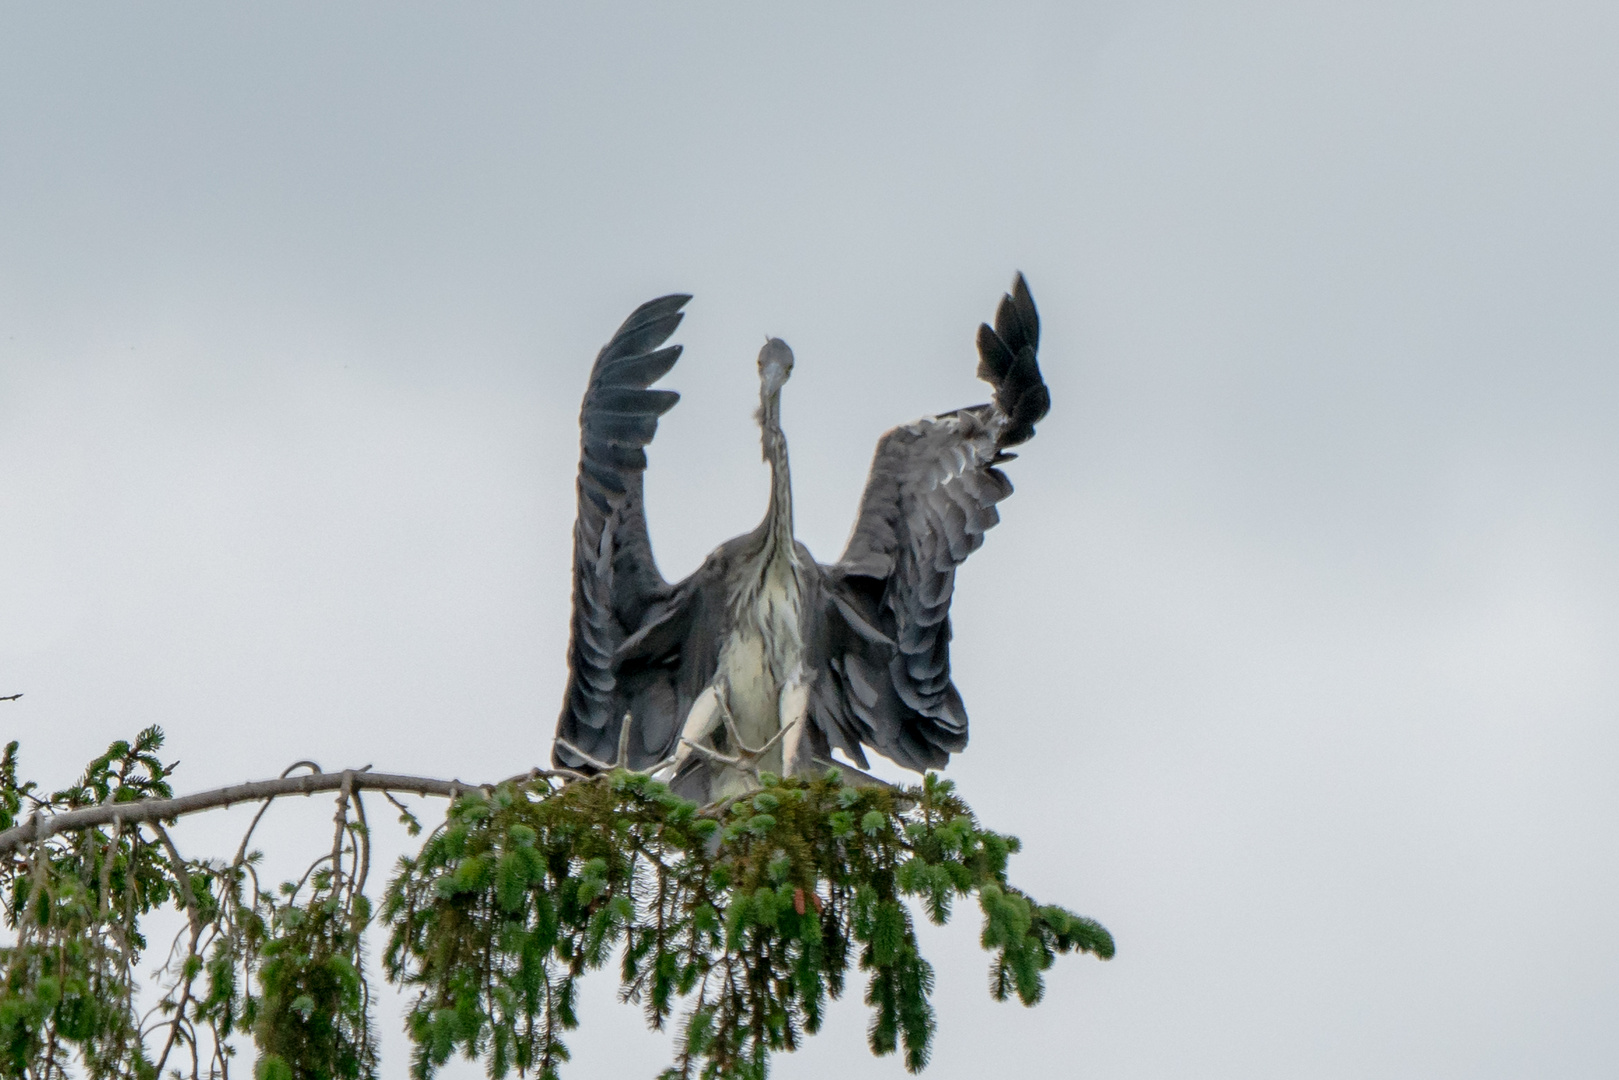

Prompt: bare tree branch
xmin=0 ymin=751 xmax=902 ymax=861
xmin=0 ymin=768 xmax=569 ymax=857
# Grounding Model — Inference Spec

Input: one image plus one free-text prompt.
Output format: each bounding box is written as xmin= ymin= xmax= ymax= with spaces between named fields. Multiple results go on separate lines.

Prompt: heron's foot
xmin=671 ymin=697 xmax=804 ymax=788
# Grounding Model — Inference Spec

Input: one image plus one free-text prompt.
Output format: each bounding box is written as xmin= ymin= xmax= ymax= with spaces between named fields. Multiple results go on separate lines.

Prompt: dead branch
xmin=0 ymin=768 xmax=518 ymax=857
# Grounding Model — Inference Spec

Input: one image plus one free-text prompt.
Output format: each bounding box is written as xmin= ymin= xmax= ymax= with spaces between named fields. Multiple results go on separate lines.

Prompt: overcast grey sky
xmin=3 ymin=3 xmax=1617 ymax=1077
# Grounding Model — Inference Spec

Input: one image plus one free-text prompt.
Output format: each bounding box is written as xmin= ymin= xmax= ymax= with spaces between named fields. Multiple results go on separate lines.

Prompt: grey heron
xmin=552 ymin=275 xmax=1050 ymax=801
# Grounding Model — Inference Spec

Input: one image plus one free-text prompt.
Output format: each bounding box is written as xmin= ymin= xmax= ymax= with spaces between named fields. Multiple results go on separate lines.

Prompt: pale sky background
xmin=3 ymin=3 xmax=1617 ymax=1077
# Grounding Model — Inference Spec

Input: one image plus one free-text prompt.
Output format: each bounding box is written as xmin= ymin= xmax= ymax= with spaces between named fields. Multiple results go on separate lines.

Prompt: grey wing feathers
xmin=555 ymin=294 xmax=690 ymax=771
xmin=818 ymin=273 xmax=1050 ymax=772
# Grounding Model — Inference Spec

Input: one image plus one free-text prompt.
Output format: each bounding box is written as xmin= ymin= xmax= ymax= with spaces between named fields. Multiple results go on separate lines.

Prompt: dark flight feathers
xmin=555 ymin=295 xmax=688 ymax=769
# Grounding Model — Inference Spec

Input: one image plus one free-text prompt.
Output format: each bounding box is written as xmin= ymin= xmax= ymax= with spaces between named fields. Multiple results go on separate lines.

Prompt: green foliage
xmin=384 ymin=769 xmax=1112 ymax=1079
xmin=250 ymin=887 xmax=376 ymax=1080
xmin=0 ymin=731 xmax=378 ymax=1080
xmin=0 ymin=729 xmax=176 ymax=1079
xmin=1 ymin=732 xmax=1112 ymax=1080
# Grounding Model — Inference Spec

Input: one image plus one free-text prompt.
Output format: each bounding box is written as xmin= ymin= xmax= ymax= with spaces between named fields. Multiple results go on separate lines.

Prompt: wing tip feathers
xmin=974 ymin=273 xmax=1050 ymax=448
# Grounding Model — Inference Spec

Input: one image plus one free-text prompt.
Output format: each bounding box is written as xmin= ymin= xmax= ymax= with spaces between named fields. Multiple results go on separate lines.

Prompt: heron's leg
xmin=778 ymin=675 xmax=811 ymax=778
xmin=665 ymin=684 xmax=723 ymax=773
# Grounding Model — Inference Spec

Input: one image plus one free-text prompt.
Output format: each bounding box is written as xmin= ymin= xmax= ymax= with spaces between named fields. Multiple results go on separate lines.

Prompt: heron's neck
xmin=759 ymin=391 xmax=794 ymax=559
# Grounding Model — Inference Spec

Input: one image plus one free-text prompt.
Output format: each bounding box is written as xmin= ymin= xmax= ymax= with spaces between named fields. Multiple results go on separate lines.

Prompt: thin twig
xmin=151 ymin=917 xmax=205 ymax=1078
xmin=152 ymin=822 xmax=202 ymax=939
xmin=381 ymin=789 xmax=414 ymax=815
xmin=715 ymin=688 xmax=745 ymax=753
xmin=329 ymin=771 xmax=354 ymax=888
xmin=224 ymin=759 xmax=325 ymax=875
xmin=230 ymin=797 xmax=277 ymax=874
xmin=19 ymin=825 xmax=50 ymax=931
xmin=497 ymin=765 xmax=593 ymax=786
xmin=744 ymin=714 xmax=799 ymax=762
xmin=641 ymin=752 xmax=684 ymax=780
xmin=553 ymin=738 xmax=619 ymax=773
xmin=680 ymin=738 xmax=744 ymax=769
xmin=99 ymin=815 xmax=136 ymax=966
xmin=351 ymin=789 xmax=371 ymax=900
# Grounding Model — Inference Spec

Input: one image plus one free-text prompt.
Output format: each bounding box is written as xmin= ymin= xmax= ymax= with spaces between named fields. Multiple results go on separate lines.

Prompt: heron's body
xmin=706 ymin=519 xmax=810 ymax=795
xmin=712 ymin=576 xmax=802 ymax=788
xmin=553 ymin=277 xmax=1050 ymax=800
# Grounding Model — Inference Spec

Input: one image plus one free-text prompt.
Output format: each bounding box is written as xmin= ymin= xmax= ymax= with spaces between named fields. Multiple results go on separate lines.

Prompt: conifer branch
xmin=0 ymin=729 xmax=1111 ymax=1078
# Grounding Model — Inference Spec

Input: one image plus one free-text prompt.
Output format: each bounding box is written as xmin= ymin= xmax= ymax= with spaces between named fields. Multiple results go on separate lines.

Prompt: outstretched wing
xmin=814 ymin=273 xmax=1049 ymax=772
xmin=554 ymin=293 xmax=690 ymax=770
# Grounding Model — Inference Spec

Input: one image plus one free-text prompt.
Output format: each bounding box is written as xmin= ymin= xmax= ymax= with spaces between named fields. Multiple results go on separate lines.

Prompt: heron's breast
xmin=716 ymin=632 xmax=777 ymax=749
xmin=716 ymin=562 xmax=806 ymax=742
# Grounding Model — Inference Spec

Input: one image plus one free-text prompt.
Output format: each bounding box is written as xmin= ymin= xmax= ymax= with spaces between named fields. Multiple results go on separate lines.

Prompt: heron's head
xmin=757 ymin=337 xmax=794 ymax=399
